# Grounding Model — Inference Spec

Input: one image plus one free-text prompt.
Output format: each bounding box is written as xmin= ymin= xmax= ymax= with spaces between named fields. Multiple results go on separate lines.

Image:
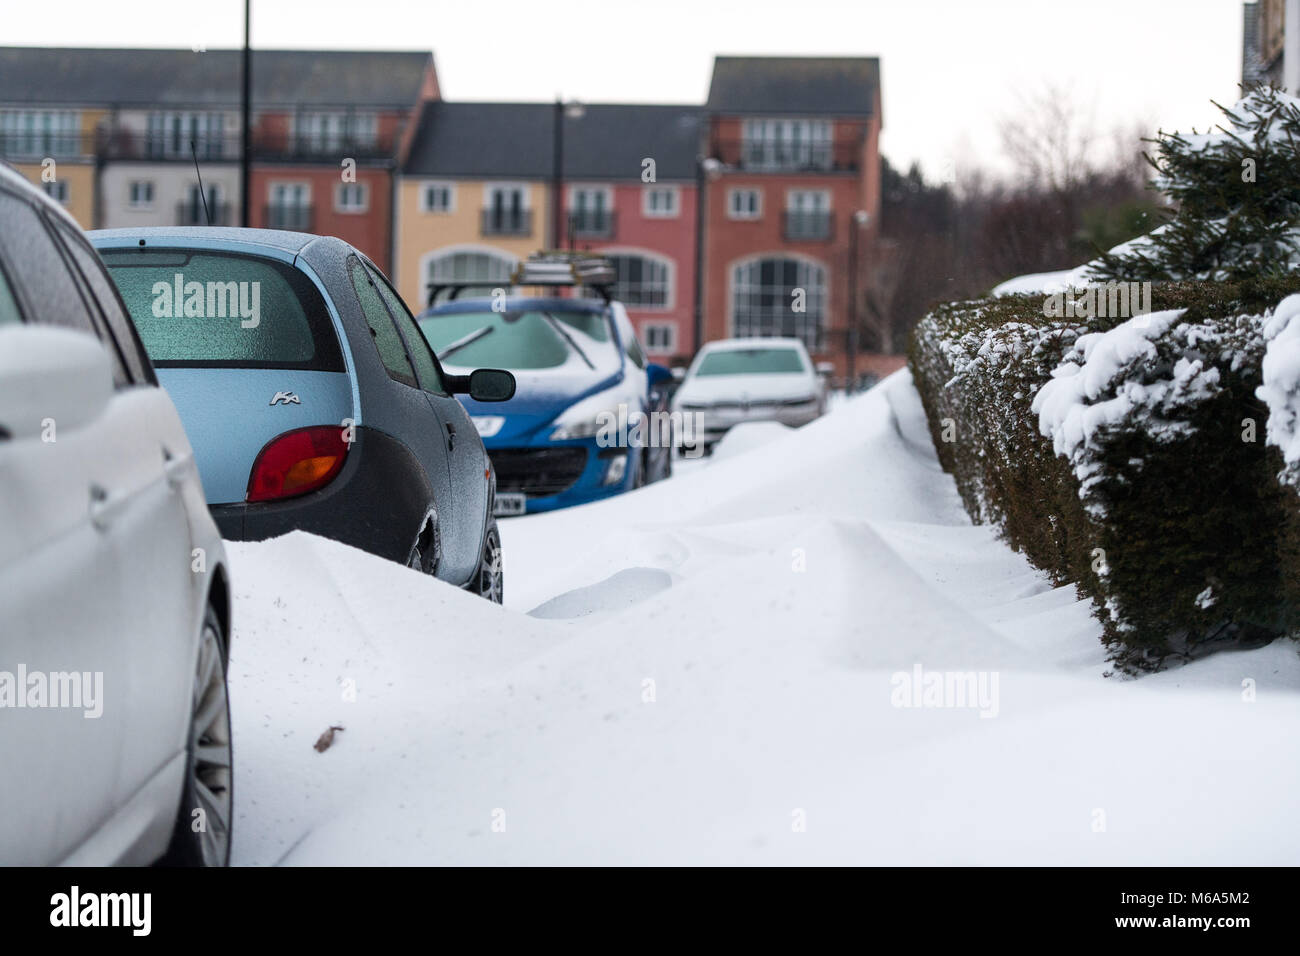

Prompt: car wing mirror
xmin=457 ymin=368 xmax=516 ymax=402
xmin=0 ymin=326 xmax=113 ymax=441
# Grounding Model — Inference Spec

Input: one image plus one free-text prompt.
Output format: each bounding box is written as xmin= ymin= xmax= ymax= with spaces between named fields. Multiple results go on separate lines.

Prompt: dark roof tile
xmin=706 ymin=56 xmax=879 ymax=116
xmin=0 ymin=47 xmax=432 ymax=108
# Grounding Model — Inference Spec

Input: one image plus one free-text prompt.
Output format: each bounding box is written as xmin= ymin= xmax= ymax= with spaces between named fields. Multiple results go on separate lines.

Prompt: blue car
xmin=90 ymin=227 xmax=516 ymax=600
xmin=417 ymin=295 xmax=673 ymax=515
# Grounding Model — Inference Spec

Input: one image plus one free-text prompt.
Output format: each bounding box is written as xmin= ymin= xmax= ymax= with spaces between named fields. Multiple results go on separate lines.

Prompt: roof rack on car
xmin=426 ymin=251 xmax=617 ymax=308
xmin=512 ymin=251 xmax=617 ymax=303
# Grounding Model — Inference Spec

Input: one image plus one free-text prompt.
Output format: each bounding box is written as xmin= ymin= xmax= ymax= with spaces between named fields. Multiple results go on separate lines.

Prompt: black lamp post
xmin=552 ymin=98 xmax=584 ymax=249
xmin=239 ymin=0 xmax=251 ymax=227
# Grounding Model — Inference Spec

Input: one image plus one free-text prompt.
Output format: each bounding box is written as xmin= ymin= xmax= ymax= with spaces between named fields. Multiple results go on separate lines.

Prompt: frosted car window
xmin=349 ymin=257 xmax=416 ymax=388
xmin=101 ymin=249 xmax=343 ymax=371
xmin=52 ymin=221 xmax=151 ymax=386
xmin=365 ymin=262 xmax=446 ymax=395
xmin=0 ymin=264 xmax=21 ymax=325
xmin=0 ymin=192 xmax=91 ymax=334
xmin=419 ymin=310 xmax=616 ymax=370
xmin=695 ymin=347 xmax=805 ymax=375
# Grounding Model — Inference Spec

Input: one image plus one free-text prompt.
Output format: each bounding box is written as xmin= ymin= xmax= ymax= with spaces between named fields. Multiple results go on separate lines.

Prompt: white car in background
xmin=0 ymin=164 xmax=232 ymax=866
xmin=671 ymin=337 xmax=827 ymax=454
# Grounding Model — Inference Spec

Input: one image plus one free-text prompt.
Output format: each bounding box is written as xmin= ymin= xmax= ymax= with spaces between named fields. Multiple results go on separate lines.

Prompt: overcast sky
xmin=4 ymin=0 xmax=1244 ymax=180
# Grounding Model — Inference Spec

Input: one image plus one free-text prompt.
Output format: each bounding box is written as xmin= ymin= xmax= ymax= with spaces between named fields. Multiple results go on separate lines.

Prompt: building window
xmin=147 ymin=112 xmax=226 ymax=159
xmin=128 ymin=181 xmax=155 ymax=208
xmin=642 ymin=321 xmax=677 ymax=354
xmin=482 ymin=184 xmax=531 ymax=236
xmin=336 ymin=182 xmax=369 ymax=213
xmin=422 ymin=181 xmax=455 ymax=213
xmin=642 ymin=186 xmax=680 ymax=218
xmin=728 ymin=187 xmax=762 ymax=220
xmin=293 ymin=112 xmax=377 ymax=152
xmin=267 ymin=182 xmax=312 ymax=230
xmin=178 ymin=183 xmax=227 ymax=226
xmin=569 ymin=185 xmax=614 ymax=237
xmin=606 ymin=253 xmax=671 ymax=309
xmin=0 ymin=110 xmax=81 ymax=158
xmin=43 ymin=180 xmax=69 ymax=205
xmin=731 ymin=256 xmax=826 ymax=351
xmin=741 ymin=118 xmax=833 ymax=171
xmin=784 ymin=189 xmax=832 ymax=240
xmin=426 ymin=249 xmax=516 ymax=305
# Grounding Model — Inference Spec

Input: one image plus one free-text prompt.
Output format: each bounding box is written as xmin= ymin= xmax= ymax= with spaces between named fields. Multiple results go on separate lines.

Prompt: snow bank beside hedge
xmin=1259 ymin=293 xmax=1300 ymax=486
xmin=909 ymin=277 xmax=1300 ymax=667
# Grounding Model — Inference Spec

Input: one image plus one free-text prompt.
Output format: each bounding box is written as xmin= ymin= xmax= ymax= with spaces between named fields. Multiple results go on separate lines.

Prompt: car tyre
xmin=474 ymin=519 xmax=504 ymax=604
xmin=157 ymin=605 xmax=233 ymax=867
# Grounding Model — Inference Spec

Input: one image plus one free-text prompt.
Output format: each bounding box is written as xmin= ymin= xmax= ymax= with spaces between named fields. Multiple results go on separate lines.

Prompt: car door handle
xmin=445 ymin=422 xmax=456 ymax=452
xmin=89 ymin=484 xmax=126 ymax=532
xmin=162 ymin=447 xmax=190 ymax=488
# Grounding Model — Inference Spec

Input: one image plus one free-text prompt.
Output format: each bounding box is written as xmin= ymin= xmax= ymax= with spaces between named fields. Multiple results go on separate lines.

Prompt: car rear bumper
xmin=210 ymin=426 xmax=436 ymax=565
xmin=685 ymin=402 xmax=822 ymax=443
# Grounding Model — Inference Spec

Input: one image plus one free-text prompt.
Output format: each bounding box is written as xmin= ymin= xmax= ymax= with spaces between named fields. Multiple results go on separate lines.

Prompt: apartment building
xmin=0 ymin=47 xmax=436 ymax=271
xmin=700 ymin=56 xmax=882 ymax=377
xmin=396 ymin=101 xmax=702 ymax=361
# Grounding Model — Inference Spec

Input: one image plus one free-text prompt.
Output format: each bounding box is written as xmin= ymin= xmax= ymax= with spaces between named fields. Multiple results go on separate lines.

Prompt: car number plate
xmin=494 ymin=493 xmax=526 ymax=517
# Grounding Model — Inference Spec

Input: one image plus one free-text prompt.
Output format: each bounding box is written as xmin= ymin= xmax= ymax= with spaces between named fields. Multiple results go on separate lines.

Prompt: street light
xmin=552 ymin=98 xmax=584 ymax=249
xmin=847 ymin=209 xmax=870 ymax=389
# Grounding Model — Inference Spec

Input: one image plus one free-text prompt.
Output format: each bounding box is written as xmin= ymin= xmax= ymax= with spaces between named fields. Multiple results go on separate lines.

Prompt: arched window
xmin=730 ymin=256 xmax=826 ymax=350
xmin=605 ymin=253 xmax=671 ymax=309
xmin=426 ymin=249 xmax=515 ymax=303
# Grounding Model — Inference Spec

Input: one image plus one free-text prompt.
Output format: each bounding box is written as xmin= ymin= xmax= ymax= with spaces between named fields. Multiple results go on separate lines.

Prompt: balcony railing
xmin=710 ymin=136 xmax=862 ymax=173
xmin=481 ymin=208 xmax=532 ymax=237
xmin=568 ymin=209 xmax=616 ymax=239
xmin=782 ymin=211 xmax=834 ymax=241
xmin=176 ymin=202 xmax=233 ymax=226
xmin=265 ymin=204 xmax=314 ymax=231
xmin=249 ymin=129 xmax=398 ymax=161
xmin=95 ymin=130 xmax=400 ymax=163
xmin=97 ymin=130 xmax=234 ymax=162
xmin=0 ymin=132 xmax=98 ymax=161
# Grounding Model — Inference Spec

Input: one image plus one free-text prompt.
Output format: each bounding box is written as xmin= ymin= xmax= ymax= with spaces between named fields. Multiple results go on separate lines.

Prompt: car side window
xmin=365 ymin=263 xmax=447 ymax=396
xmin=349 ymin=257 xmax=416 ymax=388
xmin=51 ymin=220 xmax=154 ymax=387
xmin=0 ymin=193 xmax=129 ymax=386
xmin=0 ymin=193 xmax=94 ymax=334
xmin=0 ymin=261 xmax=22 ymax=326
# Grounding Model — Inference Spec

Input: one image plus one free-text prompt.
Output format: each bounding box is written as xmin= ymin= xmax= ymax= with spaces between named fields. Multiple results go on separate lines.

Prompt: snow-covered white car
xmin=671 ymin=337 xmax=827 ymax=453
xmin=0 ymin=163 xmax=232 ymax=866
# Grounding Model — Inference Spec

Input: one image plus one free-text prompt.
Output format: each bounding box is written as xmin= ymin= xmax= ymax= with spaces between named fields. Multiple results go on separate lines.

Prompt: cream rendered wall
xmin=99 ymin=163 xmax=241 ymax=228
xmin=393 ymin=178 xmax=551 ymax=312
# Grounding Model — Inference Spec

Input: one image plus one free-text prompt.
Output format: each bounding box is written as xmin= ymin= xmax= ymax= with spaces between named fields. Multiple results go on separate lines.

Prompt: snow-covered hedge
xmin=908 ymin=278 xmax=1300 ymax=669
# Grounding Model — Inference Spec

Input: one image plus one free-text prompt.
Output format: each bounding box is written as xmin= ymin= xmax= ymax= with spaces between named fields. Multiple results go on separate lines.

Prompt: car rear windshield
xmin=695 ymin=347 xmax=805 ymax=376
xmin=100 ymin=248 xmax=344 ymax=371
xmin=418 ymin=308 xmax=615 ymax=370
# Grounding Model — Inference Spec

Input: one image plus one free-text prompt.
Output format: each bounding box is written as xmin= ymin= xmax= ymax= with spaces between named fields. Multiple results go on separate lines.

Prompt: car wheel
xmin=474 ymin=520 xmax=504 ymax=604
xmin=158 ymin=605 xmax=233 ymax=867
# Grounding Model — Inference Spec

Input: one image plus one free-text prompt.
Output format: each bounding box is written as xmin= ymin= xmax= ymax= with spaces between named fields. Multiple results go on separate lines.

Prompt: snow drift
xmin=224 ymin=372 xmax=1300 ymax=865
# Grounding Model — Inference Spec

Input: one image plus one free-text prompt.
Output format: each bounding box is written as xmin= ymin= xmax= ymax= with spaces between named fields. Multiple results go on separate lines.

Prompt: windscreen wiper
xmin=543 ymin=313 xmax=595 ymax=370
xmin=437 ymin=325 xmax=494 ymax=360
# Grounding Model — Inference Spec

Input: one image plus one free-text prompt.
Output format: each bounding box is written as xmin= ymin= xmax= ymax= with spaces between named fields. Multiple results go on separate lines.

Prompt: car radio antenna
xmin=191 ymin=140 xmax=213 ymax=226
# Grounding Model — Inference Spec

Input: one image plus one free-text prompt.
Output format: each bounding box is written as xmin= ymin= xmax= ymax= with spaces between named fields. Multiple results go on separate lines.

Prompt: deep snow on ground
xmin=225 ymin=371 xmax=1300 ymax=865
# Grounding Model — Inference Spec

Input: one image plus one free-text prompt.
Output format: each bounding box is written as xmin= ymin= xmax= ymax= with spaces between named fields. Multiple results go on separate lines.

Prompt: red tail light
xmin=246 ymin=426 xmax=350 ymax=502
